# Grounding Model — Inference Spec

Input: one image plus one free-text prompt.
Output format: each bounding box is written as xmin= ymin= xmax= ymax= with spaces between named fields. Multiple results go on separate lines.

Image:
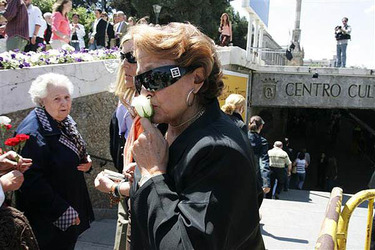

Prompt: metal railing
xmin=316 ymin=188 xmax=375 ymax=250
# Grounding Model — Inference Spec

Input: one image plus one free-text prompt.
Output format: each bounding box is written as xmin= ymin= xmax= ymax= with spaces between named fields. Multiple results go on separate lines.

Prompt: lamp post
xmin=153 ymin=4 xmax=162 ymax=24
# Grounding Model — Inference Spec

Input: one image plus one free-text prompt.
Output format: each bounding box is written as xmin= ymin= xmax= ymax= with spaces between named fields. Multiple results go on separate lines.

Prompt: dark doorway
xmin=261 ymin=107 xmax=375 ymax=194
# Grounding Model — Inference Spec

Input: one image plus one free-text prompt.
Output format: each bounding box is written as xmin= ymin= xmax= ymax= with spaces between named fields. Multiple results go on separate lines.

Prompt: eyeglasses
xmin=135 ymin=65 xmax=193 ymax=94
xmin=120 ymin=51 xmax=137 ymax=64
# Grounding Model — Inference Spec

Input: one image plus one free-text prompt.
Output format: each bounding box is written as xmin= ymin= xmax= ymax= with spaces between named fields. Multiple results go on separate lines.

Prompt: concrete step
xmin=75 ymin=189 xmax=369 ymax=249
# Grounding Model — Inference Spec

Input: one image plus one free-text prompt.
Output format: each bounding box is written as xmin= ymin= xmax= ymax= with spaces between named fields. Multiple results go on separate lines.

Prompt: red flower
xmin=4 ymin=137 xmax=21 ymax=147
xmin=16 ymin=134 xmax=30 ymax=141
xmin=5 ymin=124 xmax=12 ymax=130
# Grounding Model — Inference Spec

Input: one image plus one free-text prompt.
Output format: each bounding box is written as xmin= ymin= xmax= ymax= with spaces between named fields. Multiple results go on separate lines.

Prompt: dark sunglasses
xmin=135 ymin=65 xmax=193 ymax=94
xmin=120 ymin=51 xmax=137 ymax=64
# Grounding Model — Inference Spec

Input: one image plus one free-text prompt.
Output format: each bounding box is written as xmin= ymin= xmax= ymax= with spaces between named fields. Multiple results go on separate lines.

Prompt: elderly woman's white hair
xmin=43 ymin=12 xmax=52 ymax=19
xmin=28 ymin=73 xmax=74 ymax=107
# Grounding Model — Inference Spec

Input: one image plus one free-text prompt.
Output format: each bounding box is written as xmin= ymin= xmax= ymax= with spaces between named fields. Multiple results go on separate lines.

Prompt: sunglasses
xmin=120 ymin=51 xmax=137 ymax=64
xmin=135 ymin=65 xmax=193 ymax=94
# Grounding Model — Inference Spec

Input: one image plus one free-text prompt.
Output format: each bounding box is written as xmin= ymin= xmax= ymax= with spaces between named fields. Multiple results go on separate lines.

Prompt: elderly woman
xmin=126 ymin=23 xmax=264 ymax=249
xmin=95 ymin=34 xmax=137 ymax=250
xmin=15 ymin=73 xmax=94 ymax=250
xmin=221 ymin=93 xmax=247 ymax=134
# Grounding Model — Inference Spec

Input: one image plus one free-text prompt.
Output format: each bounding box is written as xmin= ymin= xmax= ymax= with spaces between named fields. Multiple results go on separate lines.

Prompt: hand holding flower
xmin=0 ymin=151 xmax=32 ymax=175
xmin=132 ymin=118 xmax=168 ymax=180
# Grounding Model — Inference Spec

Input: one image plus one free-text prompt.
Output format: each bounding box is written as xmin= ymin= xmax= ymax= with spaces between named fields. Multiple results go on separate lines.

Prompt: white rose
xmin=0 ymin=116 xmax=11 ymax=125
xmin=131 ymin=95 xmax=154 ymax=119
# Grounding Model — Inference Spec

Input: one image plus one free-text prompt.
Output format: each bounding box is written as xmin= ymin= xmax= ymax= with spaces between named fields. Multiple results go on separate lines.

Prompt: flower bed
xmin=0 ymin=44 xmax=120 ymax=70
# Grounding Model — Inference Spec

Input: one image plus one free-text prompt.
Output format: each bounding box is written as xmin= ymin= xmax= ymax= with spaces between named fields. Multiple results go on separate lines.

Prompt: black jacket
xmin=130 ymin=99 xmax=264 ymax=250
xmin=92 ymin=18 xmax=107 ymax=47
xmin=15 ymin=110 xmax=94 ymax=249
xmin=227 ymin=111 xmax=248 ymax=134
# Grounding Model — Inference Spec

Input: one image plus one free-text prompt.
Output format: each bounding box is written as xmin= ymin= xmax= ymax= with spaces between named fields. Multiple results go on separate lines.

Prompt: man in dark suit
xmin=88 ymin=8 xmax=106 ymax=50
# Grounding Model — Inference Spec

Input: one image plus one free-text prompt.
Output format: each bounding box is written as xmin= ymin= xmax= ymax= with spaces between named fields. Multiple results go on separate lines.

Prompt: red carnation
xmin=16 ymin=134 xmax=30 ymax=141
xmin=4 ymin=137 xmax=21 ymax=147
xmin=6 ymin=124 xmax=12 ymax=130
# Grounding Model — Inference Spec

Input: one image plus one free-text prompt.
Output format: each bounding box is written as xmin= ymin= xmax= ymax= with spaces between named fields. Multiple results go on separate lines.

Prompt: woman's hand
xmin=72 ymin=216 xmax=80 ymax=226
xmin=77 ymin=155 xmax=92 ymax=172
xmin=132 ymin=118 xmax=168 ymax=178
xmin=94 ymin=171 xmax=114 ymax=193
xmin=0 ymin=170 xmax=24 ymax=192
xmin=123 ymin=162 xmax=136 ymax=184
xmin=0 ymin=151 xmax=32 ymax=174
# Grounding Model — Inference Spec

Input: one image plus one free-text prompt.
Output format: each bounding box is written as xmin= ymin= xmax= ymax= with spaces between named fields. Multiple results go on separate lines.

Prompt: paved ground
xmin=75 ymin=189 xmax=369 ymax=249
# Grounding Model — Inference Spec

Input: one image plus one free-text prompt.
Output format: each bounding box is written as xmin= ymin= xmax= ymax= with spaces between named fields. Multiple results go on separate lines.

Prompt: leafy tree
xmin=112 ymin=0 xmax=231 ymax=40
xmin=110 ymin=0 xmax=248 ymax=49
xmin=226 ymin=6 xmax=248 ymax=49
xmin=111 ymin=0 xmax=137 ymax=16
xmin=32 ymin=0 xmax=54 ymax=14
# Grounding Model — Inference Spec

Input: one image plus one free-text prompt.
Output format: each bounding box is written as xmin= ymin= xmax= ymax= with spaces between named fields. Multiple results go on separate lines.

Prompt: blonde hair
xmin=131 ymin=22 xmax=224 ymax=105
xmin=112 ymin=33 xmax=135 ymax=104
xmin=221 ymin=94 xmax=245 ymax=115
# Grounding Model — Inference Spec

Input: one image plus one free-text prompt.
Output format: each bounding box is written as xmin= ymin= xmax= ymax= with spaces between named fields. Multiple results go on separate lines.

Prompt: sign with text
xmin=252 ymin=73 xmax=375 ymax=109
xmin=220 ymin=70 xmax=249 ymax=120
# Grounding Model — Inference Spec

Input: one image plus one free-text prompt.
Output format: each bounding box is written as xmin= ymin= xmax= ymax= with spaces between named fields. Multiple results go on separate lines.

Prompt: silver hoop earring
xmin=186 ymin=89 xmax=195 ymax=107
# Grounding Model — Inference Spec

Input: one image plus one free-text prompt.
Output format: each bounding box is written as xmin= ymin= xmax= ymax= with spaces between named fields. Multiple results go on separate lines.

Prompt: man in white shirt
xmin=70 ymin=13 xmax=85 ymax=51
xmin=24 ymin=0 xmax=45 ymax=52
xmin=0 ymin=151 xmax=32 ymax=206
xmin=268 ymin=141 xmax=292 ymax=199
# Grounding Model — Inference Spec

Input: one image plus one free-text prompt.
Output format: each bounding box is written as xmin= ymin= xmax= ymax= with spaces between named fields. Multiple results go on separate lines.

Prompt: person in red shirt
xmin=50 ymin=0 xmax=71 ymax=49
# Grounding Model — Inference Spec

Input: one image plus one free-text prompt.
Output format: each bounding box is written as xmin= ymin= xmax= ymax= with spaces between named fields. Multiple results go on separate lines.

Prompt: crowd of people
xmin=0 ymin=0 xmax=143 ymax=53
xmin=0 ymin=14 xmax=267 ymax=249
xmin=0 ymin=0 xmax=234 ymax=54
xmin=0 ymin=2 xmax=360 ymax=249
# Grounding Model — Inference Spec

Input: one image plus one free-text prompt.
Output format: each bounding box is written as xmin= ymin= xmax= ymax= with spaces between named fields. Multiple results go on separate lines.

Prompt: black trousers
xmin=24 ymin=37 xmax=44 ymax=52
xmin=269 ymin=167 xmax=287 ymax=197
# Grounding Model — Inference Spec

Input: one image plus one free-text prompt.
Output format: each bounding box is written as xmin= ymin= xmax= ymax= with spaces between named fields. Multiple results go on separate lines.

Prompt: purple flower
xmin=13 ymin=49 xmax=20 ymax=52
xmin=0 ymin=57 xmax=3 ymax=61
xmin=19 ymin=64 xmax=24 ymax=69
xmin=11 ymin=54 xmax=16 ymax=59
xmin=38 ymin=43 xmax=45 ymax=48
xmin=24 ymin=62 xmax=30 ymax=67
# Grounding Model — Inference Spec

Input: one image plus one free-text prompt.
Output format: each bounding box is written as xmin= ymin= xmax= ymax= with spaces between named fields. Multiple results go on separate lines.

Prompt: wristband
xmin=114 ymin=183 xmax=120 ymax=197
xmin=110 ymin=183 xmax=118 ymax=197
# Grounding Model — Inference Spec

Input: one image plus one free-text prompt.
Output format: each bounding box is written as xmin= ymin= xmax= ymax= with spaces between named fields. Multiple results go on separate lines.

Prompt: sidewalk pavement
xmin=76 ymin=189 xmax=368 ymax=249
